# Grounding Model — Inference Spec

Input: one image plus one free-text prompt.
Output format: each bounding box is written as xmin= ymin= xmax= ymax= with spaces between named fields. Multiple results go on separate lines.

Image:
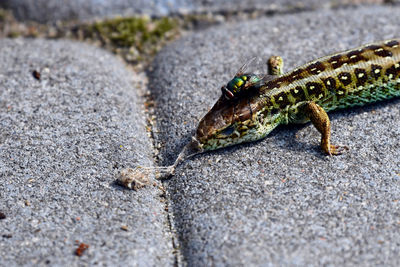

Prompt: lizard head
xmin=195 ymin=94 xmax=279 ymax=151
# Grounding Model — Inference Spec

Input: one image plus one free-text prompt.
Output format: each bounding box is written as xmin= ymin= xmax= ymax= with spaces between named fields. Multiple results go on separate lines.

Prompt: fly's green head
xmin=195 ymin=95 xmax=282 ymax=151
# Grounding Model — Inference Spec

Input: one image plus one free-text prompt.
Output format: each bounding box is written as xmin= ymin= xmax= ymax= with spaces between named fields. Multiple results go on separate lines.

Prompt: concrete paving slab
xmin=1 ymin=0 xmax=385 ymax=23
xmin=0 ymin=39 xmax=173 ymax=266
xmin=150 ymin=6 xmax=400 ymax=266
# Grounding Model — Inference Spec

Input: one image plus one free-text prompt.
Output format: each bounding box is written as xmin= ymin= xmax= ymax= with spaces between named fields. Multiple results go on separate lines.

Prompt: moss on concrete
xmin=81 ymin=16 xmax=179 ymax=64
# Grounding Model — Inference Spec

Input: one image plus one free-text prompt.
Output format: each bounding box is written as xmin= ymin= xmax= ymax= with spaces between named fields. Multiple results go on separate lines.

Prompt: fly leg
xmin=301 ymin=101 xmax=348 ymax=155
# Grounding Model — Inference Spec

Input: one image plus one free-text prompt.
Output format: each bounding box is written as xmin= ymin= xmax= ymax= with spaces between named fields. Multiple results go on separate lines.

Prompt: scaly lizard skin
xmin=196 ymin=39 xmax=400 ymax=155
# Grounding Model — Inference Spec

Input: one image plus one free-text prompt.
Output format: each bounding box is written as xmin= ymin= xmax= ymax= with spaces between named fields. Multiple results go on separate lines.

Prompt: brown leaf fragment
xmin=118 ymin=168 xmax=150 ymax=190
xmin=75 ymin=242 xmax=89 ymax=256
xmin=32 ymin=70 xmax=41 ymax=80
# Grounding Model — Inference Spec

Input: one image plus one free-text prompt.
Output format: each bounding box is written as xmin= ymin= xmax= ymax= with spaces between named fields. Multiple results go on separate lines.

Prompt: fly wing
xmin=261 ymin=74 xmax=278 ymax=83
xmin=235 ymin=57 xmax=257 ymax=77
xmin=231 ymin=57 xmax=272 ymax=94
xmin=241 ymin=73 xmax=270 ymax=90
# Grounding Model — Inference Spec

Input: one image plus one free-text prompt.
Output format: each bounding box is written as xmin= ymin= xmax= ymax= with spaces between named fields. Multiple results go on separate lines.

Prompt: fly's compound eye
xmin=221 ymin=86 xmax=234 ymax=99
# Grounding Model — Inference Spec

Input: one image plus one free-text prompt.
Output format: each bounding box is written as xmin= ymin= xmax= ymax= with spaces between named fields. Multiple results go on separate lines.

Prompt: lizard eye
xmin=220 ymin=125 xmax=235 ymax=136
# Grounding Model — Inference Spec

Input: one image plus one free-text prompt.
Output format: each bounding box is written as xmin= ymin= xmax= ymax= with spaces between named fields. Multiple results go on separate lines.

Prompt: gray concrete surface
xmin=1 ymin=0 xmax=385 ymax=23
xmin=0 ymin=39 xmax=173 ymax=266
xmin=150 ymin=6 xmax=400 ymax=266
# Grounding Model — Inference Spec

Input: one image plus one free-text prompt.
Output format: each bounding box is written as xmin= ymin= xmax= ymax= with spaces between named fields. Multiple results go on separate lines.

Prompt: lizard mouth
xmin=189 ymin=136 xmax=203 ymax=153
xmin=196 ymin=92 xmax=256 ymax=144
xmin=173 ymin=136 xmax=203 ymax=163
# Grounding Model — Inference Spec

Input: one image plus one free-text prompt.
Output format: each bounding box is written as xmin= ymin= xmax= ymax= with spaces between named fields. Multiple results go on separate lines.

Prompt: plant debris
xmin=77 ymin=16 xmax=179 ymax=65
xmin=75 ymin=242 xmax=89 ymax=256
xmin=32 ymin=70 xmax=41 ymax=80
xmin=118 ymin=167 xmax=151 ymax=190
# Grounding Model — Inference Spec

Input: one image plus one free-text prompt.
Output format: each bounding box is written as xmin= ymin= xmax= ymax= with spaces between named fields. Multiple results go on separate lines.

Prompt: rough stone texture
xmin=0 ymin=39 xmax=173 ymax=266
xmin=150 ymin=6 xmax=400 ymax=266
xmin=0 ymin=0 xmax=385 ymax=23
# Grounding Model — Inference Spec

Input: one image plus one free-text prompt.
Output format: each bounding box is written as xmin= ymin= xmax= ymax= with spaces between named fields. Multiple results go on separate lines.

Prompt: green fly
xmin=221 ymin=57 xmax=266 ymax=99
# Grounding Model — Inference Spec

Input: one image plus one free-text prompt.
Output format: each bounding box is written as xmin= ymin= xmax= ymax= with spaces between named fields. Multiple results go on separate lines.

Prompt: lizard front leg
xmin=301 ymin=102 xmax=348 ymax=155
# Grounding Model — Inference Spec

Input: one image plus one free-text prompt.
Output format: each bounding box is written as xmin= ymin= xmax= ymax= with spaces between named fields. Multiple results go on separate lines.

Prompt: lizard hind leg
xmin=267 ymin=55 xmax=284 ymax=76
xmin=301 ymin=102 xmax=349 ymax=156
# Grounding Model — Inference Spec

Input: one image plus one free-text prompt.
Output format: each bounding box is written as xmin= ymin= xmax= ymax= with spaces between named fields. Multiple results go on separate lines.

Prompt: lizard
xmin=196 ymin=38 xmax=400 ymax=156
xmin=119 ymin=39 xmax=400 ymax=187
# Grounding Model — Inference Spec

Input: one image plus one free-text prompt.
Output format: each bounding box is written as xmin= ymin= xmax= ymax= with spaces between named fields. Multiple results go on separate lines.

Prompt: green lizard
xmin=197 ymin=38 xmax=400 ymax=155
xmin=120 ymin=39 xmax=400 ymax=186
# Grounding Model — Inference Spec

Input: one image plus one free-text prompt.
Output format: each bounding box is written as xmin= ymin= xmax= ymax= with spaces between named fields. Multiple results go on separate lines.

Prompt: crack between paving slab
xmin=133 ymin=70 xmax=183 ymax=267
xmin=161 ymin=188 xmax=183 ymax=267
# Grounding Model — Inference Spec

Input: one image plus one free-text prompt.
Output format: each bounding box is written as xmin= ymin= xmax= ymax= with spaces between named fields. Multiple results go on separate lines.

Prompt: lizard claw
xmin=328 ymin=144 xmax=349 ymax=156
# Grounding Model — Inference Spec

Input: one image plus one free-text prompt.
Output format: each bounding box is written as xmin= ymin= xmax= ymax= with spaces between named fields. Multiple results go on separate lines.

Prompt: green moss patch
xmin=80 ymin=16 xmax=179 ymax=64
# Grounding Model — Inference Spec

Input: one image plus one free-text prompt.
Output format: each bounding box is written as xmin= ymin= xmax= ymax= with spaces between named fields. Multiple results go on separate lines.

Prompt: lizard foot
xmin=327 ymin=144 xmax=349 ymax=156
